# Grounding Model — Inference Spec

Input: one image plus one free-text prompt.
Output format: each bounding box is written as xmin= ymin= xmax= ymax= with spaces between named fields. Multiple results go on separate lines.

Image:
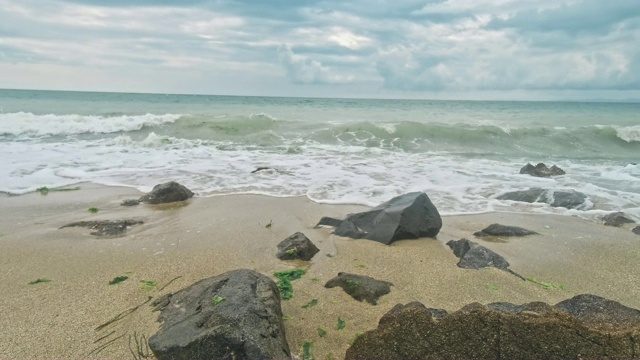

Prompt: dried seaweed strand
xmin=158 ymin=275 xmax=183 ymax=292
xmin=87 ymin=333 xmax=125 ymax=356
xmin=95 ymin=296 xmax=153 ymax=332
xmin=93 ymin=330 xmax=116 ymax=344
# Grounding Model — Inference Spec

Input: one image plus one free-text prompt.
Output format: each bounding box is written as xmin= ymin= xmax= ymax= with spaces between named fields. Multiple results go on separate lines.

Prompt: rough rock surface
xmin=60 ymin=219 xmax=143 ymax=237
xmin=149 ymin=269 xmax=290 ymax=360
xmin=473 ymin=223 xmax=538 ymax=237
xmin=276 ymin=232 xmax=319 ymax=261
xmin=139 ymin=181 xmax=194 ymax=204
xmin=120 ymin=199 xmax=140 ymax=206
xmin=633 ymin=226 xmax=640 ymax=235
xmin=315 ymin=192 xmax=442 ymax=245
xmin=325 ymin=272 xmax=392 ymax=305
xmin=446 ymin=238 xmax=524 ymax=280
xmin=497 ymin=187 xmax=588 ymax=209
xmin=602 ymin=212 xmax=635 ymax=227
xmin=346 ymin=294 xmax=640 ymax=360
xmin=520 ymin=162 xmax=566 ymax=177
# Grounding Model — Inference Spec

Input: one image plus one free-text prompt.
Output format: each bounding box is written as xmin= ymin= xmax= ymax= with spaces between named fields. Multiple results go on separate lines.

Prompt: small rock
xmin=60 ymin=220 xmax=143 ymax=237
xmin=120 ymin=199 xmax=140 ymax=206
xmin=601 ymin=212 xmax=635 ymax=227
xmin=473 ymin=223 xmax=538 ymax=237
xmin=520 ymin=162 xmax=566 ymax=177
xmin=251 ymin=167 xmax=273 ymax=173
xmin=446 ymin=238 xmax=524 ymax=280
xmin=633 ymin=226 xmax=640 ymax=235
xmin=139 ymin=181 xmax=194 ymax=204
xmin=325 ymin=272 xmax=392 ymax=305
xmin=497 ymin=188 xmax=589 ymax=210
xmin=276 ymin=232 xmax=319 ymax=261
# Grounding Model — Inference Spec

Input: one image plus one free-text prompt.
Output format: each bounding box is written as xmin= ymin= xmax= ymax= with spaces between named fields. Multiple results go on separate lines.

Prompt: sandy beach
xmin=1 ymin=184 xmax=639 ymax=359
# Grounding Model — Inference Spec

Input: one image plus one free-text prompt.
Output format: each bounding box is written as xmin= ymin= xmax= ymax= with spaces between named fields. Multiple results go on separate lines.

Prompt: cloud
xmin=278 ymin=45 xmax=353 ymax=84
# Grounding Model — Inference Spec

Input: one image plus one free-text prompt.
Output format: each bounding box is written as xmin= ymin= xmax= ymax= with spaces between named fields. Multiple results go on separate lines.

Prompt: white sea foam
xmin=0 ymin=112 xmax=182 ymax=137
xmin=615 ymin=125 xmax=640 ymax=143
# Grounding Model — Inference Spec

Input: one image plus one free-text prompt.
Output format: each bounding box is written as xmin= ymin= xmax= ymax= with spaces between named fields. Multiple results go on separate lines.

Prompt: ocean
xmin=1 ymin=89 xmax=639 ymax=220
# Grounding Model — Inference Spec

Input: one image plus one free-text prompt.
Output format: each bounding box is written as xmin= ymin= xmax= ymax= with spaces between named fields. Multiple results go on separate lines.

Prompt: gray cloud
xmin=278 ymin=45 xmax=353 ymax=85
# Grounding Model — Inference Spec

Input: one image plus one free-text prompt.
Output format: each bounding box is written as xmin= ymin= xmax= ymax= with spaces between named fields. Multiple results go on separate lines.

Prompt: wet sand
xmin=1 ymin=184 xmax=639 ymax=359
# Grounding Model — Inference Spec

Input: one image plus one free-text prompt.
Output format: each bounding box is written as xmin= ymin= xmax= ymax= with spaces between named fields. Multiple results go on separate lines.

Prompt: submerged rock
xmin=149 ymin=269 xmax=290 ymax=360
xmin=602 ymin=212 xmax=636 ymax=227
xmin=473 ymin=223 xmax=538 ymax=237
xmin=120 ymin=199 xmax=140 ymax=206
xmin=325 ymin=272 xmax=393 ymax=305
xmin=446 ymin=238 xmax=524 ymax=280
xmin=497 ymin=187 xmax=589 ymax=210
xmin=346 ymin=294 xmax=640 ymax=360
xmin=60 ymin=219 xmax=143 ymax=237
xmin=633 ymin=226 xmax=640 ymax=235
xmin=139 ymin=181 xmax=194 ymax=204
xmin=276 ymin=232 xmax=319 ymax=261
xmin=520 ymin=162 xmax=566 ymax=177
xmin=315 ymin=192 xmax=442 ymax=245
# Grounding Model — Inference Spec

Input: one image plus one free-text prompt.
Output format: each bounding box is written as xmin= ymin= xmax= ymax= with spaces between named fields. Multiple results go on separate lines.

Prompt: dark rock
xmin=446 ymin=238 xmax=523 ymax=279
xmin=346 ymin=295 xmax=640 ymax=360
xmin=602 ymin=212 xmax=635 ymax=227
xmin=148 ymin=269 xmax=290 ymax=360
xmin=473 ymin=223 xmax=538 ymax=237
xmin=60 ymin=220 xmax=143 ymax=237
xmin=633 ymin=226 xmax=640 ymax=235
xmin=555 ymin=294 xmax=640 ymax=331
xmin=139 ymin=181 xmax=194 ymax=204
xmin=324 ymin=272 xmax=392 ymax=305
xmin=276 ymin=232 xmax=319 ymax=261
xmin=520 ymin=162 xmax=566 ymax=177
xmin=497 ymin=187 xmax=589 ymax=210
xmin=315 ymin=192 xmax=442 ymax=245
xmin=251 ymin=167 xmax=273 ymax=173
xmin=315 ymin=216 xmax=343 ymax=227
xmin=120 ymin=199 xmax=140 ymax=206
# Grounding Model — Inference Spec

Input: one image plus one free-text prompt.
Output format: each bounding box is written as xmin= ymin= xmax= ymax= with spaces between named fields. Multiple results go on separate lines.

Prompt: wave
xmin=0 ymin=112 xmax=182 ymax=137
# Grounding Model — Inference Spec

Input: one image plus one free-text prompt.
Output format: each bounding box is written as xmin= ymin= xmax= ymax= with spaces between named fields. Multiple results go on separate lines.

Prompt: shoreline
xmin=1 ymin=183 xmax=639 ymax=359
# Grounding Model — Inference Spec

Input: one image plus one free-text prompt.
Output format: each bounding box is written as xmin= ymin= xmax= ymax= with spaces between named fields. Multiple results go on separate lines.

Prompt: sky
xmin=0 ymin=0 xmax=639 ymax=101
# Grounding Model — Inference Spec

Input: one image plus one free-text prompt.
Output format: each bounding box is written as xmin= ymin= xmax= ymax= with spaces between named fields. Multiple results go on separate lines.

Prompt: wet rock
xmin=346 ymin=294 xmax=640 ymax=360
xmin=633 ymin=226 xmax=640 ymax=235
xmin=60 ymin=219 xmax=143 ymax=237
xmin=315 ymin=192 xmax=442 ymax=245
xmin=139 ymin=181 xmax=194 ymax=204
xmin=251 ymin=167 xmax=273 ymax=173
xmin=120 ymin=199 xmax=140 ymax=206
xmin=324 ymin=272 xmax=392 ymax=305
xmin=149 ymin=269 xmax=290 ymax=360
xmin=497 ymin=187 xmax=589 ymax=210
xmin=520 ymin=162 xmax=566 ymax=177
xmin=473 ymin=223 xmax=538 ymax=237
xmin=602 ymin=212 xmax=635 ymax=227
xmin=446 ymin=238 xmax=524 ymax=280
xmin=276 ymin=232 xmax=319 ymax=261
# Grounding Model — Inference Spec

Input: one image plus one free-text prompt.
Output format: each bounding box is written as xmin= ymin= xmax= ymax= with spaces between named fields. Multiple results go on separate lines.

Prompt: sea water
xmin=1 ymin=89 xmax=639 ymax=220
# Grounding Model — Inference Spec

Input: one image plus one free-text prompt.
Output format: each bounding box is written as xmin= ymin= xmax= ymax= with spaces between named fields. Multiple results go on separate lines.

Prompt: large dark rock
xmin=315 ymin=192 xmax=442 ymax=245
xmin=59 ymin=219 xmax=143 ymax=237
xmin=602 ymin=212 xmax=635 ymax=227
xmin=276 ymin=232 xmax=319 ymax=261
xmin=148 ymin=269 xmax=291 ymax=360
xmin=139 ymin=181 xmax=194 ymax=204
xmin=346 ymin=294 xmax=640 ymax=360
xmin=497 ymin=187 xmax=589 ymax=210
xmin=473 ymin=223 xmax=538 ymax=237
xmin=446 ymin=238 xmax=524 ymax=280
xmin=520 ymin=162 xmax=566 ymax=177
xmin=324 ymin=272 xmax=392 ymax=305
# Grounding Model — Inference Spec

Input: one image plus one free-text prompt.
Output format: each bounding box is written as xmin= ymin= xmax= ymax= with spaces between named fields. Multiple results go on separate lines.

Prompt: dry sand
xmin=0 ymin=184 xmax=639 ymax=359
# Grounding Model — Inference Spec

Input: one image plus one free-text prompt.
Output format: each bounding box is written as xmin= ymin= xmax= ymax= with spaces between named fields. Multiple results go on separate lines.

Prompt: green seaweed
xmin=349 ymin=332 xmax=363 ymax=345
xmin=302 ymin=341 xmax=314 ymax=360
xmin=354 ymin=264 xmax=366 ymax=269
xmin=527 ymin=277 xmax=565 ymax=290
xmin=37 ymin=186 xmax=49 ymax=195
xmin=88 ymin=207 xmax=99 ymax=214
xmin=283 ymin=315 xmax=292 ymax=321
xmin=486 ymin=283 xmax=499 ymax=291
xmin=345 ymin=279 xmax=361 ymax=288
xmin=28 ymin=278 xmax=52 ymax=285
xmin=302 ymin=298 xmax=318 ymax=308
xmin=265 ymin=220 xmax=273 ymax=228
xmin=310 ymin=277 xmax=320 ymax=282
xmin=337 ymin=317 xmax=345 ymax=330
xmin=139 ymin=280 xmax=157 ymax=290
xmin=37 ymin=186 xmax=80 ymax=195
xmin=285 ymin=248 xmax=297 ymax=255
xmin=317 ymin=328 xmax=327 ymax=337
xmin=212 ymin=295 xmax=226 ymax=305
xmin=109 ymin=276 xmax=129 ymax=285
xmin=274 ymin=269 xmax=306 ymax=300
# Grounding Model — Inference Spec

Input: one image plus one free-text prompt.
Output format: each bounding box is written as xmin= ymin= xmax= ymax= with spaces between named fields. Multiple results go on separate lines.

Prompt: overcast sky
xmin=1 ymin=0 xmax=639 ymax=100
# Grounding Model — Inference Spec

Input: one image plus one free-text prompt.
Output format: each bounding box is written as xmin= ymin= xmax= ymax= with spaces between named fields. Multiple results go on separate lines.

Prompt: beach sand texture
xmin=1 ymin=184 xmax=639 ymax=359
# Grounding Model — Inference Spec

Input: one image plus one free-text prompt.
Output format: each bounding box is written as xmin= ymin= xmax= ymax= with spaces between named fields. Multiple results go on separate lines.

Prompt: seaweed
xmin=274 ymin=269 xmax=306 ymax=300
xmin=345 ymin=279 xmax=361 ymax=288
xmin=88 ymin=207 xmax=99 ymax=214
xmin=158 ymin=275 xmax=182 ymax=292
xmin=302 ymin=298 xmax=318 ymax=308
xmin=337 ymin=317 xmax=345 ymax=330
xmin=527 ymin=277 xmax=565 ymax=290
xmin=139 ymin=280 xmax=157 ymax=291
xmin=28 ymin=278 xmax=52 ymax=285
xmin=265 ymin=220 xmax=273 ymax=228
xmin=37 ymin=186 xmax=80 ymax=196
xmin=486 ymin=283 xmax=499 ymax=291
xmin=317 ymin=328 xmax=327 ymax=337
xmin=109 ymin=276 xmax=129 ymax=285
xmin=95 ymin=296 xmax=153 ymax=331
xmin=128 ymin=331 xmax=151 ymax=360
xmin=302 ymin=341 xmax=314 ymax=360
xmin=212 ymin=295 xmax=226 ymax=305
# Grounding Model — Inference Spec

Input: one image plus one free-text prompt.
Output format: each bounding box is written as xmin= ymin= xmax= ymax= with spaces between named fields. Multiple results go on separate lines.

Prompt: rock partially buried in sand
xmin=120 ymin=199 xmax=140 ymax=206
xmin=602 ymin=212 xmax=636 ymax=227
xmin=497 ymin=187 xmax=589 ymax=210
xmin=473 ymin=223 xmax=538 ymax=237
xmin=346 ymin=294 xmax=640 ymax=360
xmin=633 ymin=226 xmax=640 ymax=235
xmin=60 ymin=219 xmax=143 ymax=237
xmin=325 ymin=272 xmax=392 ymax=305
xmin=520 ymin=162 xmax=566 ymax=177
xmin=316 ymin=192 xmax=442 ymax=245
xmin=276 ymin=232 xmax=319 ymax=261
xmin=446 ymin=238 xmax=524 ymax=280
xmin=139 ymin=181 xmax=194 ymax=204
xmin=149 ymin=269 xmax=290 ymax=360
